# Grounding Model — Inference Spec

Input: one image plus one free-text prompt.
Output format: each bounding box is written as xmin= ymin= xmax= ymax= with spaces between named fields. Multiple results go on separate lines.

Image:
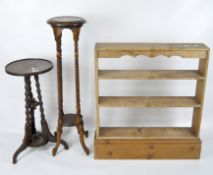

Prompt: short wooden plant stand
xmin=94 ymin=43 xmax=209 ymax=159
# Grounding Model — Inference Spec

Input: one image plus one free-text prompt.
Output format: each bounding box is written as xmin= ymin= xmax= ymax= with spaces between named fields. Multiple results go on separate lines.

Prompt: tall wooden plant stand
xmin=47 ymin=16 xmax=89 ymax=156
xmin=94 ymin=43 xmax=209 ymax=159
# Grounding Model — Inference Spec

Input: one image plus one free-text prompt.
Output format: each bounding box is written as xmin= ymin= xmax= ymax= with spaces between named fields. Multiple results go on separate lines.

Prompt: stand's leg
xmin=72 ymin=28 xmax=89 ymax=155
xmin=34 ymin=75 xmax=69 ymax=150
xmin=13 ymin=76 xmax=32 ymax=164
xmin=13 ymin=144 xmax=27 ymax=164
xmin=52 ymin=27 xmax=69 ymax=156
xmin=76 ymin=120 xmax=89 ymax=155
xmin=49 ymin=132 xmax=69 ymax=149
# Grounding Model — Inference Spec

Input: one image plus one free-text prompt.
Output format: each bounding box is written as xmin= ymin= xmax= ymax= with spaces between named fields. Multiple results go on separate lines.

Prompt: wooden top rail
xmin=95 ymin=43 xmax=209 ymax=58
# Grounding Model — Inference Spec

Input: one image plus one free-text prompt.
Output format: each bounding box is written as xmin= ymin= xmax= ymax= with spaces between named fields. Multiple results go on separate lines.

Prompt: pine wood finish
xmin=99 ymin=96 xmax=201 ymax=107
xmin=94 ymin=43 xmax=209 ymax=159
xmin=96 ymin=43 xmax=208 ymax=58
xmin=47 ymin=16 xmax=89 ymax=156
xmin=99 ymin=127 xmax=195 ymax=139
xmin=98 ymin=70 xmax=204 ymax=80
xmin=94 ymin=134 xmax=201 ymax=159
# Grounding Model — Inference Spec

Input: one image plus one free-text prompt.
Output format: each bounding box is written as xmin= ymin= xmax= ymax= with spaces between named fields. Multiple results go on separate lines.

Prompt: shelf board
xmin=99 ymin=127 xmax=196 ymax=139
xmin=98 ymin=70 xmax=204 ymax=80
xmin=99 ymin=96 xmax=201 ymax=107
xmin=62 ymin=113 xmax=77 ymax=127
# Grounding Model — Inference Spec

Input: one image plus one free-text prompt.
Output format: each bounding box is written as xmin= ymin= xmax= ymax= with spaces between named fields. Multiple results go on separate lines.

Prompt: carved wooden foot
xmin=52 ymin=130 xmax=69 ymax=156
xmin=13 ymin=143 xmax=27 ymax=164
xmin=52 ymin=139 xmax=62 ymax=156
xmin=76 ymin=122 xmax=89 ymax=155
xmin=60 ymin=140 xmax=69 ymax=150
xmin=79 ymin=134 xmax=89 ymax=155
xmin=52 ymin=134 xmax=68 ymax=157
xmin=48 ymin=132 xmax=69 ymax=150
xmin=52 ymin=118 xmax=64 ymax=156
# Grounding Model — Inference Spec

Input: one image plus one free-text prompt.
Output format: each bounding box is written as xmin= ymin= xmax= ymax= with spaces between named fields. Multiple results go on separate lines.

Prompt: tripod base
xmin=52 ymin=113 xmax=89 ymax=156
xmin=13 ymin=75 xmax=69 ymax=164
xmin=13 ymin=130 xmax=68 ymax=164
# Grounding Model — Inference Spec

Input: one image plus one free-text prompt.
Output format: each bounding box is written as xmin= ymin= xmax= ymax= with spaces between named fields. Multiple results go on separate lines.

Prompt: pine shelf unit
xmin=94 ymin=43 xmax=209 ymax=159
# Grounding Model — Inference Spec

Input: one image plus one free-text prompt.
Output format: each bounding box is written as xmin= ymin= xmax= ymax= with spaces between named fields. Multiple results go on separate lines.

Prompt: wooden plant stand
xmin=5 ymin=58 xmax=68 ymax=164
xmin=94 ymin=43 xmax=209 ymax=159
xmin=47 ymin=16 xmax=89 ymax=156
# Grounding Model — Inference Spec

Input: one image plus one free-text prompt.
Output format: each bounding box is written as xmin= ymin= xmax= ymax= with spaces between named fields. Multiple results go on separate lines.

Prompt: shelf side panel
xmin=192 ymin=50 xmax=209 ymax=136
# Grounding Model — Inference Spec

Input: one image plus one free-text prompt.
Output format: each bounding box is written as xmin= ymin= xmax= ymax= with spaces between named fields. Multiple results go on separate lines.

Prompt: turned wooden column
xmin=47 ymin=16 xmax=89 ymax=156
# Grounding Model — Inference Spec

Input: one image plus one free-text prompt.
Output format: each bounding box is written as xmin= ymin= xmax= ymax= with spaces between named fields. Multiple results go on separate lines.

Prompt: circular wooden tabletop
xmin=47 ymin=16 xmax=86 ymax=28
xmin=5 ymin=58 xmax=53 ymax=76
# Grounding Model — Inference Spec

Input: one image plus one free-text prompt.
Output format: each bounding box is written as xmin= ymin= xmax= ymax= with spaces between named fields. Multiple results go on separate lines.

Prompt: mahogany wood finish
xmin=94 ymin=43 xmax=209 ymax=159
xmin=47 ymin=16 xmax=89 ymax=156
xmin=5 ymin=58 xmax=68 ymax=164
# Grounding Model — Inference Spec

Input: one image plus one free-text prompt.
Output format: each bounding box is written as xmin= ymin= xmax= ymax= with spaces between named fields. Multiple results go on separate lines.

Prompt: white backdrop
xmin=0 ymin=0 xmax=213 ymax=174
xmin=1 ymin=0 xmax=212 ymax=132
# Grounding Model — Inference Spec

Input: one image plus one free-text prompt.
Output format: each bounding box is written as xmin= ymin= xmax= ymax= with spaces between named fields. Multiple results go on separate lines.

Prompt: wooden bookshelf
xmin=94 ymin=43 xmax=209 ymax=159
